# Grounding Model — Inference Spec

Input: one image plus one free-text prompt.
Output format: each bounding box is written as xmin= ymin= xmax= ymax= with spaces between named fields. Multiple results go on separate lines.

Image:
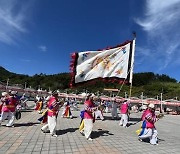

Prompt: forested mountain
xmin=0 ymin=66 xmax=179 ymax=99
xmin=0 ymin=66 xmax=70 ymax=90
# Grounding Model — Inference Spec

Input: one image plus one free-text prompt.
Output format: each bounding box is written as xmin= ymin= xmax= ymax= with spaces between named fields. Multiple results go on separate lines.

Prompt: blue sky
xmin=0 ymin=0 xmax=180 ymax=81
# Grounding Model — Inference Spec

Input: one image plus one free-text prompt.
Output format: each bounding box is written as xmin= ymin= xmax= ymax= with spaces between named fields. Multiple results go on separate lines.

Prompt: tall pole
xmin=160 ymin=93 xmax=163 ymax=113
xmin=129 ymin=32 xmax=136 ymax=98
xmin=141 ymin=92 xmax=143 ymax=100
xmin=24 ymin=82 xmax=27 ymax=93
xmin=25 ymin=82 xmax=27 ymax=89
xmin=6 ymin=78 xmax=9 ymax=90
xmin=125 ymin=92 xmax=127 ymax=99
xmin=157 ymin=95 xmax=159 ymax=100
xmin=141 ymin=92 xmax=143 ymax=105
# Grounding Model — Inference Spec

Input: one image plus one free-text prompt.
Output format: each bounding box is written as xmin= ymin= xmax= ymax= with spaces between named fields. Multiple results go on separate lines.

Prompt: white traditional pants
xmin=95 ymin=110 xmax=104 ymax=120
xmin=41 ymin=115 xmax=57 ymax=135
xmin=139 ymin=128 xmax=158 ymax=145
xmin=0 ymin=111 xmax=15 ymax=126
xmin=84 ymin=119 xmax=93 ymax=139
xmin=119 ymin=114 xmax=128 ymax=127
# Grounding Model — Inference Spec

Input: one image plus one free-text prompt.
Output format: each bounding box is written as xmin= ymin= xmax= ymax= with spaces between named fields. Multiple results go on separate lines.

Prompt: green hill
xmin=0 ymin=66 xmax=179 ymax=99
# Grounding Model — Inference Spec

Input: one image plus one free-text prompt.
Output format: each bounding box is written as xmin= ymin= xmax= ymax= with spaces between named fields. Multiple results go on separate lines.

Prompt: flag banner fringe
xmin=69 ymin=40 xmax=133 ymax=88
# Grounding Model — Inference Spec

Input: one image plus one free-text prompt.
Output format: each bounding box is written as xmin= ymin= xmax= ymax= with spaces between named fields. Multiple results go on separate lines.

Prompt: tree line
xmin=0 ymin=66 xmax=179 ymax=99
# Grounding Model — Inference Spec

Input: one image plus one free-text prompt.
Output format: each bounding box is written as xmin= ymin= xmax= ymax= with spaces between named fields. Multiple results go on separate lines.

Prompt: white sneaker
xmin=51 ymin=134 xmax=57 ymax=137
xmin=6 ymin=125 xmax=14 ymax=127
xmin=87 ymin=138 xmax=93 ymax=141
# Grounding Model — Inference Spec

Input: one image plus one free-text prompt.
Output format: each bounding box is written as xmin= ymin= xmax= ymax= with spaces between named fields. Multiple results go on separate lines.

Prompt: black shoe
xmin=80 ymin=131 xmax=85 ymax=136
xmin=41 ymin=129 xmax=45 ymax=133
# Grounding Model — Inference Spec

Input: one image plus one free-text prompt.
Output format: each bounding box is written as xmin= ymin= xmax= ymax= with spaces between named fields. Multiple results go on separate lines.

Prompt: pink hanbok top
xmin=47 ymin=96 xmax=59 ymax=117
xmin=2 ymin=97 xmax=18 ymax=112
xmin=120 ymin=102 xmax=128 ymax=114
xmin=84 ymin=100 xmax=95 ymax=119
xmin=144 ymin=109 xmax=157 ymax=128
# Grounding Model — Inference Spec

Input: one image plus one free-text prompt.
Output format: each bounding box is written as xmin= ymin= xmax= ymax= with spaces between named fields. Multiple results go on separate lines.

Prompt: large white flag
xmin=70 ymin=40 xmax=134 ymax=86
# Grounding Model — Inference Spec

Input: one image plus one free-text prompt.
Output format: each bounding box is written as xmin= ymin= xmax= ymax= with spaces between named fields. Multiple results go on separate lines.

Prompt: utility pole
xmin=125 ymin=92 xmax=127 ymax=99
xmin=141 ymin=92 xmax=143 ymax=100
xmin=141 ymin=92 xmax=144 ymax=105
xmin=6 ymin=78 xmax=9 ymax=90
xmin=25 ymin=82 xmax=27 ymax=89
xmin=157 ymin=95 xmax=159 ymax=100
xmin=160 ymin=93 xmax=163 ymax=113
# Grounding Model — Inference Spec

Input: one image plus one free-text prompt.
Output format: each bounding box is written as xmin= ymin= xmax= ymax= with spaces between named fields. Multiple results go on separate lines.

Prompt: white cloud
xmin=0 ymin=0 xmax=34 ymax=45
xmin=134 ymin=46 xmax=154 ymax=66
xmin=38 ymin=45 xmax=47 ymax=52
xmin=136 ymin=46 xmax=152 ymax=57
xmin=134 ymin=0 xmax=180 ymax=71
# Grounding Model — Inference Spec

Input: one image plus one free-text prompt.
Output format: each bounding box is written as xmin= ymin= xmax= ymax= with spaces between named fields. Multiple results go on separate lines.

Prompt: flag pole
xmin=129 ymin=32 xmax=136 ymax=98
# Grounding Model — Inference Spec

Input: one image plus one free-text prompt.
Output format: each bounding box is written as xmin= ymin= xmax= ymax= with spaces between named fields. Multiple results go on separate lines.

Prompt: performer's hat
xmin=91 ymin=93 xmax=95 ymax=97
xmin=123 ymin=100 xmax=128 ymax=103
xmin=87 ymin=93 xmax=92 ymax=97
xmin=48 ymin=91 xmax=52 ymax=94
xmin=52 ymin=90 xmax=59 ymax=96
xmin=86 ymin=93 xmax=95 ymax=99
xmin=2 ymin=92 xmax=8 ymax=97
xmin=148 ymin=103 xmax=155 ymax=109
xmin=11 ymin=91 xmax=17 ymax=95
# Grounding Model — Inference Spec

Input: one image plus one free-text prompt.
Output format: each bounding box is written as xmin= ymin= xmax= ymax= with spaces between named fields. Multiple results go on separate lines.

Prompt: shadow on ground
xmin=158 ymin=138 xmax=165 ymax=143
xmin=14 ymin=122 xmax=40 ymax=127
xmin=138 ymin=137 xmax=165 ymax=144
xmin=21 ymin=109 xmax=34 ymax=112
xmin=71 ymin=116 xmax=78 ymax=119
xmin=91 ymin=129 xmax=114 ymax=139
xmin=103 ymin=115 xmax=120 ymax=121
xmin=56 ymin=128 xmax=78 ymax=135
xmin=127 ymin=117 xmax=142 ymax=127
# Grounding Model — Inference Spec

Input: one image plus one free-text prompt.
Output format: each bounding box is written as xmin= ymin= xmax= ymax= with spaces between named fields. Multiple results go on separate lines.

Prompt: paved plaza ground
xmin=0 ymin=101 xmax=180 ymax=154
